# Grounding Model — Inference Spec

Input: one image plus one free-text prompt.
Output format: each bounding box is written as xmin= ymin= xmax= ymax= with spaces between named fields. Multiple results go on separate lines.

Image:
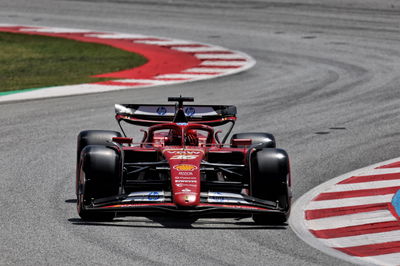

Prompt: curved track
xmin=1 ymin=1 xmax=400 ymax=265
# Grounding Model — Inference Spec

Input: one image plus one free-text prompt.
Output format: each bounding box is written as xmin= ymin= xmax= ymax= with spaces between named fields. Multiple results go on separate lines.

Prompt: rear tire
xmin=231 ymin=132 xmax=276 ymax=148
xmin=77 ymin=145 xmax=121 ymax=221
xmin=77 ymin=130 xmax=122 ymax=165
xmin=250 ymin=148 xmax=291 ymax=225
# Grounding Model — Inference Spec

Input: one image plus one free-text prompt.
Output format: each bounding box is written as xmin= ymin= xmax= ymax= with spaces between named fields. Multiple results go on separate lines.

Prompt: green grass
xmin=0 ymin=32 xmax=148 ymax=92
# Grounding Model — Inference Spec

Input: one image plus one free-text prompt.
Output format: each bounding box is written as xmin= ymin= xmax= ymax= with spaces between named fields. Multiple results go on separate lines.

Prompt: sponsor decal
xmin=127 ymin=191 xmax=164 ymax=197
xmin=182 ymin=188 xmax=191 ymax=192
xmin=175 ymin=176 xmax=197 ymax=179
xmin=208 ymin=192 xmax=244 ymax=199
xmin=175 ymin=180 xmax=196 ymax=183
xmin=176 ymin=184 xmax=197 ymax=187
xmin=122 ymin=191 xmax=165 ymax=202
xmin=147 ymin=191 xmax=161 ymax=201
xmin=170 ymin=155 xmax=198 ymax=160
xmin=175 ymin=191 xmax=197 ymax=195
xmin=209 ymin=192 xmax=224 ymax=202
xmin=165 ymin=150 xmax=202 ymax=155
xmin=207 ymin=192 xmax=246 ymax=204
xmin=166 ymin=150 xmax=202 ymax=160
xmin=178 ymin=171 xmax=193 ymax=176
xmin=156 ymin=106 xmax=167 ymax=115
xmin=173 ymin=164 xmax=198 ymax=171
xmin=185 ymin=107 xmax=196 ymax=117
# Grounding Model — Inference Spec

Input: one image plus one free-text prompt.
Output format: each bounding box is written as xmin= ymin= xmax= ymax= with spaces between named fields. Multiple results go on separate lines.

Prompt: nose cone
xmin=163 ymin=148 xmax=204 ymax=207
xmin=174 ymin=194 xmax=198 ymax=206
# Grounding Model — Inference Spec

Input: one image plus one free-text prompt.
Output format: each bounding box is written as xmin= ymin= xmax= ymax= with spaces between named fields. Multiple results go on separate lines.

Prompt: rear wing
xmin=115 ymin=104 xmax=237 ymax=126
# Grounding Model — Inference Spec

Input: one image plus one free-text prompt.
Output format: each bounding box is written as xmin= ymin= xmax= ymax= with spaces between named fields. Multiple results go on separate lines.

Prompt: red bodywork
xmin=80 ymin=100 xmax=287 ymax=217
xmin=112 ymin=122 xmax=250 ymax=209
xmin=163 ymin=147 xmax=203 ymax=206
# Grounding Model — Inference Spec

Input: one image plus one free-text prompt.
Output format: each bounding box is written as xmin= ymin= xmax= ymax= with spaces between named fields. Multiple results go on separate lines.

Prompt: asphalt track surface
xmin=1 ymin=1 xmax=400 ymax=265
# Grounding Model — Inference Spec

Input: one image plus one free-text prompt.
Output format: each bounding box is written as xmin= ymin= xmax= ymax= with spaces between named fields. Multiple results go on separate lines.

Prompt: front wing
xmin=82 ymin=191 xmax=287 ymax=217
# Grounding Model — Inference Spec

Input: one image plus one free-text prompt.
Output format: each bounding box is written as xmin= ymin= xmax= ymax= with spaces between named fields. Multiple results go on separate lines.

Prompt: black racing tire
xmin=250 ymin=148 xmax=291 ymax=225
xmin=230 ymin=132 xmax=276 ymax=148
xmin=77 ymin=130 xmax=122 ymax=164
xmin=76 ymin=130 xmax=122 ymax=195
xmin=77 ymin=145 xmax=121 ymax=221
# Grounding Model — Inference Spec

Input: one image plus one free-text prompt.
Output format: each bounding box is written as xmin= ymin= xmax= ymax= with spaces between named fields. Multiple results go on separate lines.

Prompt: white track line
xmin=0 ymin=23 xmax=19 ymax=26
xmin=134 ymin=40 xmax=197 ymax=46
xmin=155 ymin=74 xmax=217 ymax=79
xmin=321 ymin=230 xmax=400 ymax=248
xmin=111 ymin=79 xmax=178 ymax=85
xmin=20 ymin=27 xmax=92 ymax=33
xmin=306 ymin=194 xmax=394 ymax=210
xmin=354 ymin=168 xmax=400 ymax=176
xmin=182 ymin=68 xmax=229 ymax=73
xmin=0 ymin=84 xmax=134 ymax=101
xmin=85 ymin=33 xmax=150 ymax=39
xmin=195 ymin=54 xmax=246 ymax=59
xmin=368 ymin=253 xmax=400 ymax=266
xmin=306 ymin=209 xmax=396 ymax=231
xmin=172 ymin=46 xmax=228 ymax=52
xmin=326 ymin=179 xmax=400 ymax=192
xmin=200 ymin=61 xmax=246 ymax=66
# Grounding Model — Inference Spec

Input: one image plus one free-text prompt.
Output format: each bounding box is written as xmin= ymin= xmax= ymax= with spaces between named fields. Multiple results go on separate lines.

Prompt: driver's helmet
xmin=185 ymin=129 xmax=198 ymax=146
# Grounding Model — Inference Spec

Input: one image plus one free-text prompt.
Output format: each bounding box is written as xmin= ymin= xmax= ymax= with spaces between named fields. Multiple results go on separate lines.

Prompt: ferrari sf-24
xmin=76 ymin=97 xmax=291 ymax=224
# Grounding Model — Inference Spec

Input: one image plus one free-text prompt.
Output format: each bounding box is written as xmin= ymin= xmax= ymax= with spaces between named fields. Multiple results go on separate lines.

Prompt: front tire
xmin=76 ymin=130 xmax=121 ymax=195
xmin=250 ymin=148 xmax=291 ymax=225
xmin=77 ymin=145 xmax=121 ymax=221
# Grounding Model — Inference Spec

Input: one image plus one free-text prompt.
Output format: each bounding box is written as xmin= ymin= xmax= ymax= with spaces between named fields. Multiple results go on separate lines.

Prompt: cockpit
xmin=146 ymin=123 xmax=214 ymax=147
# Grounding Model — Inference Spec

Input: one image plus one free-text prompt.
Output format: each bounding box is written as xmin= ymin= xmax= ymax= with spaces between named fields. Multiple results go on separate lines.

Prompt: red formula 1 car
xmin=76 ymin=97 xmax=291 ymax=224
